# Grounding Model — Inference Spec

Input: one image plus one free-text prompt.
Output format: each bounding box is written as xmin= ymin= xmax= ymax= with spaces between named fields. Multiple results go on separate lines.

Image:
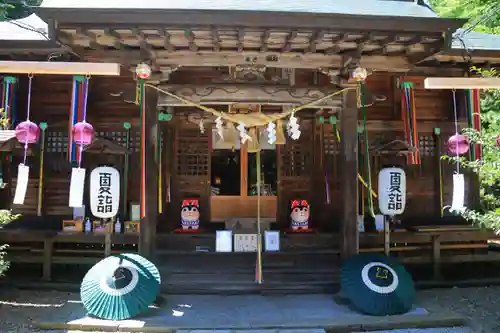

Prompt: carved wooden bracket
xmin=159 ymin=66 xmax=180 ymax=82
xmin=157 ymin=84 xmax=342 ymax=108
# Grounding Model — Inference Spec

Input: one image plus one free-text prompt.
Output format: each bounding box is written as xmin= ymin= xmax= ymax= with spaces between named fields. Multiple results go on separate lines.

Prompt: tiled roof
xmin=40 ymin=0 xmax=439 ymax=18
xmin=0 ymin=14 xmax=48 ymax=41
xmin=453 ymin=29 xmax=500 ymax=51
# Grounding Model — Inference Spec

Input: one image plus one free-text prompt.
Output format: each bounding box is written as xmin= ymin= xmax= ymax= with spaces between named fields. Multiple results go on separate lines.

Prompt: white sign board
xmin=378 ymin=167 xmax=406 ymax=216
xmin=264 ymin=231 xmax=280 ymax=252
xmin=234 ymin=234 xmax=258 ymax=252
xmin=216 ymin=230 xmax=233 ymax=252
xmin=90 ymin=166 xmax=120 ymax=219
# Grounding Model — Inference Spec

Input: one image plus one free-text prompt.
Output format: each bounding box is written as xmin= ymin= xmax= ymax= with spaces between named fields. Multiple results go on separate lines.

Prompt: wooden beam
xmin=83 ymin=50 xmax=411 ymax=71
xmin=424 ymin=77 xmax=500 ymax=89
xmin=340 ymin=87 xmax=359 ymax=259
xmin=138 ymin=83 xmax=159 ymax=259
xmin=157 ymin=84 xmax=343 ymax=107
xmin=0 ymin=61 xmax=120 ymax=76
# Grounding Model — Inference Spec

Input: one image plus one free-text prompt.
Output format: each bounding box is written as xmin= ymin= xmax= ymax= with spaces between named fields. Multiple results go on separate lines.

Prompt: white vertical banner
xmin=13 ymin=164 xmax=29 ymax=205
xmin=90 ymin=166 xmax=120 ymax=219
xmin=450 ymin=173 xmax=465 ymax=213
xmin=69 ymin=167 xmax=86 ymax=208
xmin=378 ymin=167 xmax=407 ymax=216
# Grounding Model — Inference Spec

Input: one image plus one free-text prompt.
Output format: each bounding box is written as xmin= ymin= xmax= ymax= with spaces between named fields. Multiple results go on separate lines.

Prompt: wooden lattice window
xmin=176 ymin=129 xmax=209 ymax=176
xmin=323 ymin=125 xmax=340 ymax=156
xmin=418 ymin=135 xmax=436 ymax=157
xmin=280 ymin=137 xmax=312 ymax=177
xmin=47 ymin=131 xmax=68 ymax=153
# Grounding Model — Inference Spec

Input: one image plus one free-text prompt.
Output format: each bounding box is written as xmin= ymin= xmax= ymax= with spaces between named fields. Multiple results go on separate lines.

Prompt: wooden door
xmin=210 ymin=138 xmax=277 ymax=221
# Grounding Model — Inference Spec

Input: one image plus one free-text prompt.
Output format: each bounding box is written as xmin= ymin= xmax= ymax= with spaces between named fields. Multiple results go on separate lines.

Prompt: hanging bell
xmin=15 ymin=120 xmax=40 ymax=144
xmin=72 ymin=121 xmax=95 ymax=145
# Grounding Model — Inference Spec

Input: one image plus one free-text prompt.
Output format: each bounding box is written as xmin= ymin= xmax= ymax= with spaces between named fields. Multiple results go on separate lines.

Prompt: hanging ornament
xmin=446 ymin=90 xmax=466 ymax=215
xmin=449 ymin=173 xmax=465 ymax=214
xmin=69 ymin=77 xmax=92 ymax=208
xmin=13 ymin=74 xmax=38 ymax=206
xmin=447 ymin=134 xmax=469 ymax=155
xmin=351 ymin=67 xmax=368 ymax=82
xmin=215 ymin=117 xmax=224 ymax=140
xmin=135 ymin=63 xmax=152 ymax=80
xmin=15 ymin=120 xmax=40 ymax=144
xmin=237 ymin=122 xmax=251 ymax=144
xmin=266 ymin=121 xmax=276 ymax=145
xmin=287 ymin=113 xmax=301 ymax=140
xmin=72 ymin=120 xmax=95 ymax=146
xmin=199 ymin=119 xmax=205 ymax=134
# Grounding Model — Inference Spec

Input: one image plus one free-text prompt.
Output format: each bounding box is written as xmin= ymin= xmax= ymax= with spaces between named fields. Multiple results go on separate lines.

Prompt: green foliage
xmin=429 ymin=0 xmax=500 ymax=34
xmin=441 ymin=67 xmax=500 ymax=231
xmin=0 ymin=210 xmax=20 ymax=277
xmin=0 ymin=1 xmax=42 ymax=21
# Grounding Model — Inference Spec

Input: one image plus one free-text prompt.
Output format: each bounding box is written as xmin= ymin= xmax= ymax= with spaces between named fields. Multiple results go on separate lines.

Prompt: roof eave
xmin=37 ymin=7 xmax=468 ymax=33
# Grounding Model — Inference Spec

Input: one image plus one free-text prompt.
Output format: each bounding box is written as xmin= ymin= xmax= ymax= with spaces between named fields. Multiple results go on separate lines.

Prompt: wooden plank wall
xmin=6 ymin=70 xmax=473 ymax=228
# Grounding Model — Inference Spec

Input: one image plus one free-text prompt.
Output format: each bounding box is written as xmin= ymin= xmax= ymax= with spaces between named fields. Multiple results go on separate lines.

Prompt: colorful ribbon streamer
xmin=139 ymin=80 xmax=146 ymax=219
xmin=68 ymin=76 xmax=87 ymax=164
xmin=466 ymin=89 xmax=482 ymax=161
xmin=400 ymin=81 xmax=421 ymax=165
xmin=1 ymin=76 xmax=17 ymax=128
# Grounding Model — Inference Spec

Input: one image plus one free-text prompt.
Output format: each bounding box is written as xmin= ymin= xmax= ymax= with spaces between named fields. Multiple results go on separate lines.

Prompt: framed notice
xmin=264 ymin=231 xmax=280 ymax=252
xmin=130 ymin=203 xmax=140 ymax=221
xmin=216 ymin=230 xmax=233 ymax=252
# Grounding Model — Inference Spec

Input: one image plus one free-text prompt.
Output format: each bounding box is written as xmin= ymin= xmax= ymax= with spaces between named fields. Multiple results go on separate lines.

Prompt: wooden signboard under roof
xmin=0 ymin=61 xmax=120 ymax=76
xmin=424 ymin=77 xmax=500 ymax=90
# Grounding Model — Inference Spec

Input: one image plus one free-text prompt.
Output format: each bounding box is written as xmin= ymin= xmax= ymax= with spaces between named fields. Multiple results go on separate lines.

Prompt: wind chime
xmin=13 ymin=74 xmax=40 ymax=205
xmin=68 ymin=75 xmax=95 ymax=208
xmin=445 ymin=90 xmax=468 ymax=214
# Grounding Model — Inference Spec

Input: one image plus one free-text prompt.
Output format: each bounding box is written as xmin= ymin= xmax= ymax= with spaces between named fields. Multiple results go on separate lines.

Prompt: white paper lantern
xmin=378 ymin=167 xmax=406 ymax=216
xmin=90 ymin=166 xmax=120 ymax=219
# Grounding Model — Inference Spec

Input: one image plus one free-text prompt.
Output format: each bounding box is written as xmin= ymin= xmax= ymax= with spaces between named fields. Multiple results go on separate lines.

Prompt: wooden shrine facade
xmin=0 ymin=6 xmax=490 ymax=261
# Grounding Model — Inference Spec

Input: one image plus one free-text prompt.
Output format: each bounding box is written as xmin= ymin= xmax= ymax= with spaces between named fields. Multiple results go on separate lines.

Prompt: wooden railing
xmin=0 ymin=228 xmax=498 ymax=282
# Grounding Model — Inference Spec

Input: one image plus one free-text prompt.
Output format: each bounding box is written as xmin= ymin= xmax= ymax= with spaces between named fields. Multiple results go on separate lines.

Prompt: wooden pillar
xmin=340 ymin=87 xmax=359 ymax=259
xmin=139 ymin=83 xmax=159 ymax=259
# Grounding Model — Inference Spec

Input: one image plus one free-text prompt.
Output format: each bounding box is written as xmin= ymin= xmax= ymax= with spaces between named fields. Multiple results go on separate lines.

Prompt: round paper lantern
xmin=135 ymin=63 xmax=151 ymax=80
xmin=351 ymin=67 xmax=368 ymax=82
xmin=72 ymin=121 xmax=95 ymax=145
xmin=15 ymin=120 xmax=40 ymax=144
xmin=447 ymin=134 xmax=469 ymax=155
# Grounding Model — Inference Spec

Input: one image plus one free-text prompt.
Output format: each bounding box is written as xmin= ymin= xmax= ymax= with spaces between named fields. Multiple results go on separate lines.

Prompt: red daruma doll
xmin=180 ymin=199 xmax=200 ymax=230
xmin=290 ymin=200 xmax=310 ymax=230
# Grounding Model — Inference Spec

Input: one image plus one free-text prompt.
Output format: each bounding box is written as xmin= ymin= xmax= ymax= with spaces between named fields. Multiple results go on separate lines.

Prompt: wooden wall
xmin=5 ymin=69 xmax=473 ymax=229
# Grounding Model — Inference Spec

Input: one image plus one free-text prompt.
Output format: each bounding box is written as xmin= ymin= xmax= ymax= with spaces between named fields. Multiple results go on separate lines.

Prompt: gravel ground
xmin=1 ymin=287 xmax=499 ymax=333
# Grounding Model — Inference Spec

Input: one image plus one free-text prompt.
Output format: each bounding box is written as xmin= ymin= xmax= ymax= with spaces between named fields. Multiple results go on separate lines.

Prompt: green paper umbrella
xmin=340 ymin=253 xmax=415 ymax=316
xmin=81 ymin=253 xmax=161 ymax=320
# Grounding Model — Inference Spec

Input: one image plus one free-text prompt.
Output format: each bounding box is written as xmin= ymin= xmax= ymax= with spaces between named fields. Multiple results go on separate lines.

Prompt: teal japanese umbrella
xmin=340 ymin=253 xmax=415 ymax=316
xmin=81 ymin=253 xmax=161 ymax=320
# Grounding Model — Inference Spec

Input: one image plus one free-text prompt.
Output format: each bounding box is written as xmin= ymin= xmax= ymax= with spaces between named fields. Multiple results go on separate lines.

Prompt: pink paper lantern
xmin=72 ymin=121 xmax=95 ymax=145
xmin=15 ymin=120 xmax=40 ymax=144
xmin=447 ymin=134 xmax=469 ymax=155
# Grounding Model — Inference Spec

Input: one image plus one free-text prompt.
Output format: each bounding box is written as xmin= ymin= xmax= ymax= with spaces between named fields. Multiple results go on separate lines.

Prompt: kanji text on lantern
xmin=97 ymin=172 xmax=113 ymax=213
